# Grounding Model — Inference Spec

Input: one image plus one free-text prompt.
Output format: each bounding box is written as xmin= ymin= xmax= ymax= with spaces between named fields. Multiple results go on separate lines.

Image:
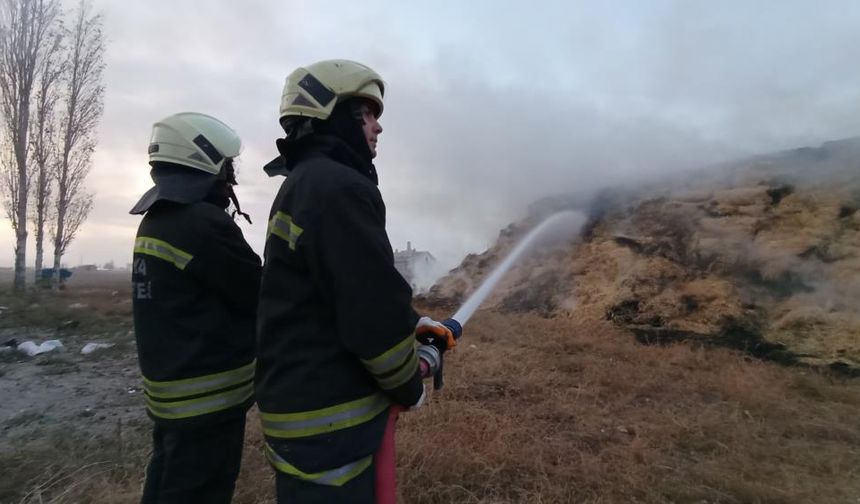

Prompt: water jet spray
xmin=375 ymin=210 xmax=587 ymax=504
xmin=452 ymin=210 xmax=586 ymax=325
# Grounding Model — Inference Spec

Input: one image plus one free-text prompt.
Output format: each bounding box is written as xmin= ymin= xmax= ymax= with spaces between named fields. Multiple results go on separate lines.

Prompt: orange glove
xmin=415 ymin=316 xmax=457 ymax=351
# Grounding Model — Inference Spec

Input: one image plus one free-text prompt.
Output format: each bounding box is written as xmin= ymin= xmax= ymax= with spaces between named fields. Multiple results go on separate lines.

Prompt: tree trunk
xmin=34 ymin=225 xmax=43 ymax=284
xmin=13 ymin=152 xmax=28 ymax=291
xmin=51 ymin=244 xmax=61 ymax=290
xmin=51 ymin=203 xmax=65 ymax=290
xmin=14 ymin=221 xmax=27 ymax=290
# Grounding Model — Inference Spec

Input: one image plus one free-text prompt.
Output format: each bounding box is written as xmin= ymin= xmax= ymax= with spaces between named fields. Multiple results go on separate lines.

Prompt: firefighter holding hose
xmin=255 ymin=59 xmax=460 ymax=503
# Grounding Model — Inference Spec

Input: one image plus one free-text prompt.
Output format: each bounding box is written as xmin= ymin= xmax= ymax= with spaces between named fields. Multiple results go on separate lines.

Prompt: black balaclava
xmin=313 ymin=98 xmax=374 ymax=165
xmin=267 ymin=98 xmax=378 ymax=184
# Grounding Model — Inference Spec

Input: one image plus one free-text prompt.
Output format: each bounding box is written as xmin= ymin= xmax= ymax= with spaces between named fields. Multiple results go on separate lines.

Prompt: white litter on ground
xmin=81 ymin=342 xmax=115 ymax=355
xmin=17 ymin=340 xmax=65 ymax=356
xmin=68 ymin=303 xmax=88 ymax=310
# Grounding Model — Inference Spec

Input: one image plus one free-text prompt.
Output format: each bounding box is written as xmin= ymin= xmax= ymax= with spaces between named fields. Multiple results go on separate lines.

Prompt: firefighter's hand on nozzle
xmin=415 ymin=316 xmax=462 ymax=391
xmin=415 ymin=316 xmax=457 ymax=351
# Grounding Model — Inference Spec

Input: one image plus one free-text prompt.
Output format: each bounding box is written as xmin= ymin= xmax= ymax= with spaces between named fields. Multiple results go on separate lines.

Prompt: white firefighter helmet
xmin=279 ymin=59 xmax=385 ymax=123
xmin=148 ymin=112 xmax=242 ymax=175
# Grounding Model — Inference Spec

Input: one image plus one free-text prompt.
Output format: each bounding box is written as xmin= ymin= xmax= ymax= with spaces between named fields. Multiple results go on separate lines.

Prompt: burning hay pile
xmin=427 ymin=138 xmax=860 ymax=371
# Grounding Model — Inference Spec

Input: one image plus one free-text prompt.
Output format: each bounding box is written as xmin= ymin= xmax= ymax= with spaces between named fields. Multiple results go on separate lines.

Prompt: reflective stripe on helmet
xmin=265 ymin=444 xmax=372 ymax=487
xmin=134 ymin=237 xmax=193 ymax=270
xmin=267 ymin=211 xmax=304 ymax=250
xmin=260 ymin=392 xmax=390 ymax=439
xmin=143 ymin=360 xmax=256 ymax=399
xmin=145 ymin=381 xmax=253 ymax=420
xmin=192 ymin=134 xmax=224 ymax=165
xmin=360 ymin=333 xmax=420 ymax=390
xmin=297 ymin=72 xmax=336 ymax=107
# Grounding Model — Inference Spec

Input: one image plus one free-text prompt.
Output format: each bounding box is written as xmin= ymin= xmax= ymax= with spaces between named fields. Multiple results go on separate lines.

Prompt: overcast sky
xmin=2 ymin=0 xmax=859 ymax=275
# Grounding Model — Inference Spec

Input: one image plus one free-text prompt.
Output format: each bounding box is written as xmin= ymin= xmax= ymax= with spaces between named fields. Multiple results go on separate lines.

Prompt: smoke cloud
xmin=1 ymin=0 xmax=859 ymax=281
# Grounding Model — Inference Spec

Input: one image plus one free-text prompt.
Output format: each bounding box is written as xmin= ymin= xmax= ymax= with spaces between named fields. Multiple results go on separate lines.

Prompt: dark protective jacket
xmin=132 ymin=200 xmax=261 ymax=427
xmin=256 ymin=135 xmax=423 ymax=484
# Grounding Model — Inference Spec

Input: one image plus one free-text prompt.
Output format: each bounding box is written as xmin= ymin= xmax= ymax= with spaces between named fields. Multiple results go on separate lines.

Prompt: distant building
xmin=394 ymin=241 xmax=436 ymax=290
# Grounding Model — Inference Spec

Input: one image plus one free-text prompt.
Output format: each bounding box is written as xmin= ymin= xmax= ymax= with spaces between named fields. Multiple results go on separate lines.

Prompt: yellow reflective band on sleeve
xmin=143 ymin=360 xmax=256 ymax=399
xmin=145 ymin=381 xmax=253 ymax=420
xmin=265 ymin=444 xmax=372 ymax=487
xmin=267 ymin=211 xmax=304 ymax=250
xmin=360 ymin=333 xmax=415 ymax=376
xmin=360 ymin=333 xmax=420 ymax=390
xmin=260 ymin=392 xmax=390 ymax=439
xmin=134 ymin=236 xmax=193 ymax=270
xmin=374 ymin=352 xmax=419 ymax=390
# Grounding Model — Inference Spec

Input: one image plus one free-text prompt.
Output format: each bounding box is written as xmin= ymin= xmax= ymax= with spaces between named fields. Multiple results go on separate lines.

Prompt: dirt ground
xmin=0 ymin=271 xmax=152 ymax=503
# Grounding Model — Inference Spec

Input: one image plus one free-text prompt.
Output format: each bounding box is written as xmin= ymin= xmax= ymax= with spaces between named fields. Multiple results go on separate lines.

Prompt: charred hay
xmin=431 ymin=138 xmax=860 ymax=374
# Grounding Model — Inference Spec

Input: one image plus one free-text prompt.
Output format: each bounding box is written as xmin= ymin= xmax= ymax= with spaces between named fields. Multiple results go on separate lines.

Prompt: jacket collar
xmin=264 ymin=135 xmax=378 ymax=185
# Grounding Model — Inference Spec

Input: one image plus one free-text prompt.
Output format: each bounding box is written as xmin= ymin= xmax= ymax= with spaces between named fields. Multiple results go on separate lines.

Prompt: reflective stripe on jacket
xmin=133 ymin=200 xmax=261 ymax=426
xmin=256 ymin=137 xmax=422 ymax=482
xmin=265 ymin=443 xmax=373 ymax=487
xmin=144 ymin=360 xmax=255 ymax=420
xmin=260 ymin=391 xmax=390 ymax=439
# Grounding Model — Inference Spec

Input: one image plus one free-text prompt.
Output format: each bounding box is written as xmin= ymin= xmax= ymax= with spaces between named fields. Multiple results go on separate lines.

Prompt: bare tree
xmin=50 ymin=0 xmax=102 ymax=288
xmin=0 ymin=0 xmax=61 ymax=291
xmin=29 ymin=21 xmax=61 ymax=283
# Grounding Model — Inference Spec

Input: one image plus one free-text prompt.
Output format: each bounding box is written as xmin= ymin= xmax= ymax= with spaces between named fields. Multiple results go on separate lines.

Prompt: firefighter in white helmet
xmin=256 ymin=60 xmax=457 ymax=503
xmin=131 ymin=112 xmax=261 ymax=504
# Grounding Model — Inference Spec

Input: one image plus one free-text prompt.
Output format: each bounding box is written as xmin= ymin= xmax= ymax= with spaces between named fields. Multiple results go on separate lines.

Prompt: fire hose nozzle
xmin=441 ymin=318 xmax=463 ymax=340
xmin=416 ymin=318 xmax=463 ymax=390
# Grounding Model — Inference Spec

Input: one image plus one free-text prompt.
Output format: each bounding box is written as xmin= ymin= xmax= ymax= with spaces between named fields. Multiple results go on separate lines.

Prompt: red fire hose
xmin=374 ymin=319 xmax=462 ymax=503
xmin=374 ymin=405 xmax=405 ymax=504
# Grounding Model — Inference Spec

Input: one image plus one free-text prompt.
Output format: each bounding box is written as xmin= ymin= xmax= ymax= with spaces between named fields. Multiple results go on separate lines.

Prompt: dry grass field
xmin=2 ymin=289 xmax=858 ymax=503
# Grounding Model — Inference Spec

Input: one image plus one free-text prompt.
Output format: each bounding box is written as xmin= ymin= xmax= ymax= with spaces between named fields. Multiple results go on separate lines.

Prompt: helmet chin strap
xmin=222 ymin=158 xmax=252 ymax=224
xmin=228 ymin=185 xmax=252 ymax=224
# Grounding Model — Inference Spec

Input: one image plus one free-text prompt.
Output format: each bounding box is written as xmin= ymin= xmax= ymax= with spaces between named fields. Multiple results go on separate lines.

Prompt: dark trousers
xmin=141 ymin=415 xmax=246 ymax=504
xmin=275 ymin=461 xmax=375 ymax=504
